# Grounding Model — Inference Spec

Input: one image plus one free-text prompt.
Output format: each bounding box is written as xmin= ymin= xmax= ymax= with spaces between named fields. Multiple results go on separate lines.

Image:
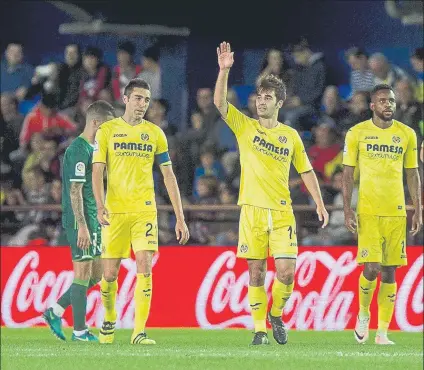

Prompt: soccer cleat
xmin=131 ymin=332 xmax=156 ymax=345
xmin=99 ymin=321 xmax=116 ymax=344
xmin=250 ymin=331 xmax=270 ymax=345
xmin=375 ymin=335 xmax=395 ymax=345
xmin=42 ymin=308 xmax=66 ymax=341
xmin=354 ymin=315 xmax=370 ymax=344
xmin=72 ymin=330 xmax=99 ymax=342
xmin=267 ymin=312 xmax=288 ymax=344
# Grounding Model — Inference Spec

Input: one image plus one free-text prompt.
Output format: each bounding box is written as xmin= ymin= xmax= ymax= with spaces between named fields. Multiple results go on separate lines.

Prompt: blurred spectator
xmin=74 ymin=96 xmax=94 ymax=129
xmin=22 ymin=135 xmax=59 ymax=179
xmin=368 ymin=53 xmax=408 ymax=87
xmin=394 ymin=79 xmax=423 ymax=140
xmin=19 ymin=93 xmax=77 ymax=148
xmin=0 ymin=42 xmax=33 ymax=100
xmin=281 ymin=38 xmax=326 ymax=129
xmin=245 ymin=92 xmax=259 ymax=119
xmin=189 ymin=175 xmax=220 ymax=244
xmin=215 ymin=228 xmax=238 ymax=246
xmin=345 ymin=47 xmax=374 ymax=94
xmin=256 ymin=49 xmax=292 ymax=92
xmin=21 ymin=166 xmax=50 ymax=224
xmin=410 ymin=47 xmax=424 ymax=103
xmin=319 ymin=86 xmax=349 ymax=126
xmin=112 ymin=41 xmax=142 ymax=104
xmin=1 ymin=93 xmax=24 ymax=157
xmin=307 ymin=123 xmax=341 ymax=188
xmin=137 ymin=44 xmax=161 ymax=99
xmin=58 ymin=44 xmax=83 ymax=112
xmin=195 ymin=87 xmax=220 ymax=135
xmin=146 ymin=98 xmax=177 ymax=137
xmin=339 ymin=91 xmax=371 ymax=133
xmin=80 ymin=46 xmax=111 ymax=101
xmin=193 ymin=147 xmax=226 ymax=198
xmin=0 ymin=187 xmax=26 ymax=225
xmin=302 ymin=168 xmax=358 ymax=246
xmin=210 ymin=88 xmax=238 ymax=155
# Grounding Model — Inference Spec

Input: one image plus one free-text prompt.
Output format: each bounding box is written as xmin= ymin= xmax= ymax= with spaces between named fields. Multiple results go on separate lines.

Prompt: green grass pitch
xmin=1 ymin=328 xmax=423 ymax=370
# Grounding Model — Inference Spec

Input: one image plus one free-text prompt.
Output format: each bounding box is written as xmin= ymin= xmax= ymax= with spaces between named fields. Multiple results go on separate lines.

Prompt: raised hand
xmin=217 ymin=41 xmax=234 ymax=70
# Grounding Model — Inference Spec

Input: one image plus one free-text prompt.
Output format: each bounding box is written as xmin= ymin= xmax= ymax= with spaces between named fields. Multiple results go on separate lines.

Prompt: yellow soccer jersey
xmin=343 ymin=119 xmax=418 ymax=216
xmin=93 ymin=117 xmax=171 ymax=213
xmin=224 ymin=104 xmax=312 ymax=211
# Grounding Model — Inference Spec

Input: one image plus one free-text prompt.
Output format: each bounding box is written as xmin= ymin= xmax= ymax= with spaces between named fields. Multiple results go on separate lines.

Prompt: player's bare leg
xmin=375 ymin=266 xmax=396 ymax=345
xmin=355 ymin=262 xmax=380 ymax=343
xmin=247 ymin=259 xmax=269 ymax=345
xmin=268 ymin=258 xmax=295 ymax=344
xmin=99 ymin=258 xmax=121 ymax=344
xmin=131 ymin=250 xmax=156 ymax=345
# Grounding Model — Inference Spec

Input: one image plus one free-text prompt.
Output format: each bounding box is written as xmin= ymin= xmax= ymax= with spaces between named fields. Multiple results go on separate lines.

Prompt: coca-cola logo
xmin=1 ymin=251 xmax=159 ymax=328
xmin=195 ymin=250 xmax=424 ymax=331
xmin=1 ymin=248 xmax=422 ymax=331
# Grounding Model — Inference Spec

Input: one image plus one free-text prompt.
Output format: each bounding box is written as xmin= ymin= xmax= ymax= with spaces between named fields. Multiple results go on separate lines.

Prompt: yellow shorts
xmin=357 ymin=214 xmax=407 ymax=266
xmin=237 ymin=205 xmax=298 ymax=260
xmin=101 ymin=212 xmax=158 ymax=259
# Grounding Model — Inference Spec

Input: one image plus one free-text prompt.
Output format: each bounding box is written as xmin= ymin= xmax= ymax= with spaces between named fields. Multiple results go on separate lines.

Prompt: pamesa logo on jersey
xmin=141 ymin=133 xmax=150 ymax=141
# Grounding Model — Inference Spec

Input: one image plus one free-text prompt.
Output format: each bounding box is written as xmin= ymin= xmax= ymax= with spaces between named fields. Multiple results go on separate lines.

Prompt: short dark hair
xmin=345 ymin=46 xmax=368 ymax=60
xmin=118 ymin=40 xmax=136 ymax=56
xmin=257 ymin=74 xmax=287 ymax=101
xmin=86 ymin=100 xmax=115 ymax=120
xmin=84 ymin=46 xmax=102 ymax=59
xmin=371 ymin=84 xmax=394 ymax=100
xmin=143 ymin=45 xmax=160 ymax=62
xmin=124 ymin=78 xmax=150 ymax=97
xmin=411 ymin=47 xmax=424 ymax=61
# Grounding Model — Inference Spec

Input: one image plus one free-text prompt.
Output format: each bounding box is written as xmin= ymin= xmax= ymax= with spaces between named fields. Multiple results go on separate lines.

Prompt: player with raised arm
xmin=92 ymin=78 xmax=189 ymax=345
xmin=43 ymin=100 xmax=116 ymax=341
xmin=343 ymin=84 xmax=422 ymax=345
xmin=214 ymin=42 xmax=329 ymax=345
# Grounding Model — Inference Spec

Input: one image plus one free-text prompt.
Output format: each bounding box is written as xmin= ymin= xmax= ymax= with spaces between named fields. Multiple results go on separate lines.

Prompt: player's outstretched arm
xmin=92 ymin=162 xmax=109 ymax=226
xmin=214 ymin=41 xmax=234 ymax=119
xmin=405 ymin=168 xmax=423 ymax=236
xmin=300 ymin=170 xmax=329 ymax=228
xmin=342 ymin=165 xmax=357 ymax=233
xmin=70 ymin=182 xmax=91 ymax=249
xmin=160 ymin=165 xmax=190 ymax=244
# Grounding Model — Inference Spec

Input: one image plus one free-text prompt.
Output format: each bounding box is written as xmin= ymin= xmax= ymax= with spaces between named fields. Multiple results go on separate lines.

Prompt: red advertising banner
xmin=1 ymin=246 xmax=422 ymax=331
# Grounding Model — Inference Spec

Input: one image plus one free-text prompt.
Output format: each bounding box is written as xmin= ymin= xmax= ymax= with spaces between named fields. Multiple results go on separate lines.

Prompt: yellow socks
xmin=248 ymin=285 xmax=268 ymax=333
xmin=377 ymin=282 xmax=397 ymax=335
xmin=133 ymin=273 xmax=152 ymax=334
xmin=358 ymin=273 xmax=377 ymax=318
xmin=100 ymin=277 xmax=118 ymax=322
xmin=270 ymin=279 xmax=294 ymax=317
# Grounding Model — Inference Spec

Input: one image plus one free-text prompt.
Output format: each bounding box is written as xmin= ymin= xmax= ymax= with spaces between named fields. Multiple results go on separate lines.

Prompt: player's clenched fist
xmin=217 ymin=42 xmax=234 ymax=70
xmin=97 ymin=206 xmax=110 ymax=226
xmin=175 ymin=219 xmax=190 ymax=245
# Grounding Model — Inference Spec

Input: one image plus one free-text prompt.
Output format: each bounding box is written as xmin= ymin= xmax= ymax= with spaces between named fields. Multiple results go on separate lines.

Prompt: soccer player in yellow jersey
xmin=215 ymin=42 xmax=329 ymax=345
xmin=342 ymin=84 xmax=422 ymax=345
xmin=92 ymin=79 xmax=190 ymax=345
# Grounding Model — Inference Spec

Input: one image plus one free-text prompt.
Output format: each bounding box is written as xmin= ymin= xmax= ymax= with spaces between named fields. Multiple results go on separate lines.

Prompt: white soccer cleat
xmin=375 ymin=335 xmax=395 ymax=345
xmin=354 ymin=315 xmax=370 ymax=344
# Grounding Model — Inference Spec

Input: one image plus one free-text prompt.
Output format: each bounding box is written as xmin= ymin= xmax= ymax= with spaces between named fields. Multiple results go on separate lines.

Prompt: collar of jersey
xmin=119 ymin=116 xmax=145 ymax=127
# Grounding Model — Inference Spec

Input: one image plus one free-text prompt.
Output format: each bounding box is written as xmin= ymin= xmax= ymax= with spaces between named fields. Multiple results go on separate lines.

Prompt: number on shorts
xmin=146 ymin=223 xmax=153 ymax=237
xmin=288 ymin=225 xmax=296 ymax=239
xmin=92 ymin=232 xmax=100 ymax=253
xmin=401 ymin=240 xmax=405 ymax=255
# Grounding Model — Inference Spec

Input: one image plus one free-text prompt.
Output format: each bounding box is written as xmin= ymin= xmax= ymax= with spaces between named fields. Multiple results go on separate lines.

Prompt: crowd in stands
xmin=1 ymin=39 xmax=423 ymax=246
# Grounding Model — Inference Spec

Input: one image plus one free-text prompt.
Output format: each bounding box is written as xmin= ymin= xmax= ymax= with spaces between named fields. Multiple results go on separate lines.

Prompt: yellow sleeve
xmin=292 ymin=132 xmax=313 ymax=174
xmin=93 ymin=125 xmax=109 ymax=163
xmin=224 ymin=103 xmax=248 ymax=136
xmin=342 ymin=129 xmax=358 ymax=167
xmin=404 ymin=130 xmax=418 ymax=168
